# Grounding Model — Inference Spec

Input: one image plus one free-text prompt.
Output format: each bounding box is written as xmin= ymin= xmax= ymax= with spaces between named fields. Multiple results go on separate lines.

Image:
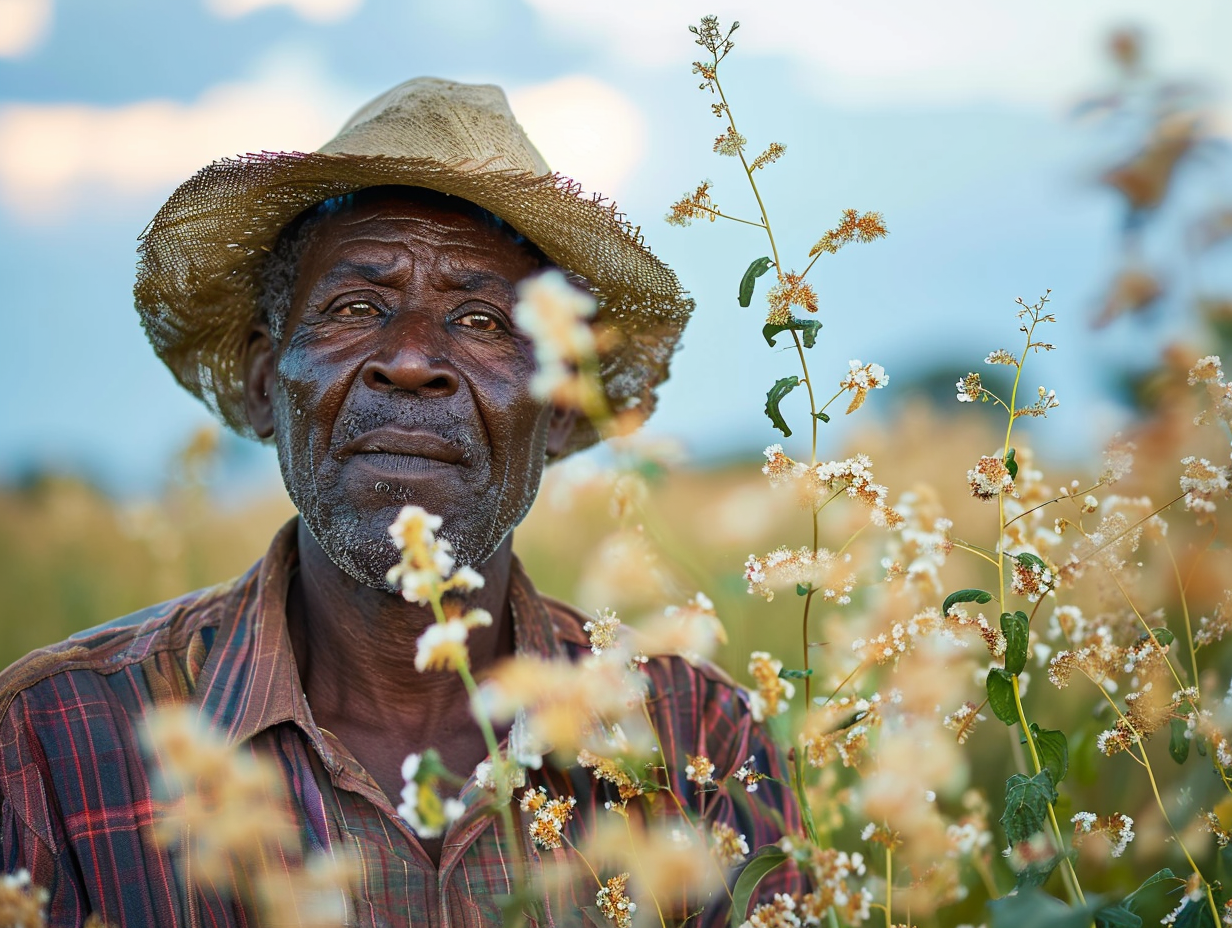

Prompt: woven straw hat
xmin=135 ymin=77 xmax=693 ymax=456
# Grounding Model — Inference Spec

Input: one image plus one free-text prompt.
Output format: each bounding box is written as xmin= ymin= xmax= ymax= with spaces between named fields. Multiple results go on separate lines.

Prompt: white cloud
xmin=509 ymin=75 xmax=647 ymax=202
xmin=0 ymin=54 xmax=353 ymax=218
xmin=0 ymin=0 xmax=52 ymax=57
xmin=524 ymin=0 xmax=1232 ymax=113
xmin=204 ymin=0 xmax=362 ymax=24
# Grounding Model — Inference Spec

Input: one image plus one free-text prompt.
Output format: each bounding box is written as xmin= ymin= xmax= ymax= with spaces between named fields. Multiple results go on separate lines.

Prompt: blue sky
xmin=0 ymin=0 xmax=1228 ymax=495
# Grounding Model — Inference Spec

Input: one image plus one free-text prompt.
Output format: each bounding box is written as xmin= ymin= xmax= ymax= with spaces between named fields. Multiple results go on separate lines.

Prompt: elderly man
xmin=0 ymin=78 xmax=797 ymax=925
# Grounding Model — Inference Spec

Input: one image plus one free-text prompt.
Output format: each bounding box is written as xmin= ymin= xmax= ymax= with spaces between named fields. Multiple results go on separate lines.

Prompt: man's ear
xmin=243 ymin=325 xmax=276 ymax=440
xmin=545 ymin=404 xmax=579 ymax=459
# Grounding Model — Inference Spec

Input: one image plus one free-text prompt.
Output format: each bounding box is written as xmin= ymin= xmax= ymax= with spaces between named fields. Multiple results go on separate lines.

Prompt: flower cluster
xmin=713 ymin=128 xmax=747 ymax=156
xmin=386 ymin=506 xmax=484 ymax=605
xmin=1071 ymin=811 xmax=1135 ymax=858
xmin=476 ymin=653 xmax=648 ymax=762
xmin=788 ymin=844 xmax=874 ymax=925
xmin=744 ymin=546 xmax=856 ymax=603
xmin=520 ymin=787 xmax=577 ymax=850
xmin=765 ymin=272 xmax=818 ymax=325
xmin=398 ymin=751 xmax=465 ymax=839
xmin=1194 ymin=592 xmax=1232 ymax=648
xmin=1189 ymin=354 xmax=1232 ymax=431
xmin=1199 ymin=810 xmax=1231 ymax=848
xmin=942 ymin=701 xmax=986 ymax=745
xmin=639 ymin=592 xmax=728 ymax=665
xmin=808 ymin=209 xmax=888 ymax=257
xmin=595 ymin=873 xmax=636 ymax=928
xmin=513 ymin=269 xmax=600 ymax=407
xmin=741 ymin=893 xmax=800 ymax=928
xmin=1010 ymin=555 xmax=1055 ymax=603
xmin=577 ymin=750 xmax=643 ymax=803
xmin=747 ymin=651 xmax=794 ymax=721
xmin=666 ymin=180 xmax=719 ymax=226
xmin=686 ymin=753 xmax=716 ymax=788
xmin=1180 ymin=455 xmax=1229 ymax=519
xmin=839 ymin=360 xmax=889 ymax=414
xmin=955 ymin=372 xmax=983 ymax=402
xmin=761 ymin=445 xmax=903 ymax=527
xmin=414 ymin=608 xmax=492 ymax=673
xmin=733 ymin=755 xmax=768 ymax=792
xmin=1014 ymin=385 xmax=1060 ymax=418
xmin=0 ymin=869 xmax=48 ymax=928
xmin=749 ymin=142 xmax=786 ymax=171
xmin=802 ymin=694 xmax=883 ymax=769
xmin=583 ymin=608 xmax=621 ymax=655
xmin=967 ymin=454 xmax=1016 ymax=501
xmin=712 ymin=821 xmax=750 ymax=867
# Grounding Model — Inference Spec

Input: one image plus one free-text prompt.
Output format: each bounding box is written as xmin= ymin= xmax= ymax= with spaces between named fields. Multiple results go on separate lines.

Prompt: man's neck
xmin=284 ymin=520 xmax=516 ymax=769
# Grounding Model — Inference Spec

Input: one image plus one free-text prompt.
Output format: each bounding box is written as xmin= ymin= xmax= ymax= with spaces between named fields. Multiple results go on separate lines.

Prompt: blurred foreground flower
xmin=399 ymin=750 xmax=465 ymax=839
xmin=514 ymin=269 xmax=604 ymax=413
xmin=386 ymin=506 xmax=483 ymax=604
xmin=143 ymin=705 xmax=351 ymax=923
xmin=0 ymin=869 xmax=49 ymax=928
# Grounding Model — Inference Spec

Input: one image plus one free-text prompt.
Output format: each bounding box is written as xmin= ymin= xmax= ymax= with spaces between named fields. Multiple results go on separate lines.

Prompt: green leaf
xmin=986 ymin=668 xmax=1019 ymax=726
xmin=1016 ymin=551 xmax=1048 ymax=571
xmin=1121 ymin=869 xmax=1178 ymax=915
xmin=796 ymin=583 xmax=811 ymax=596
xmin=1001 ymin=769 xmax=1058 ymax=845
xmin=1001 ymin=769 xmax=1061 ymax=889
xmin=1147 ymin=626 xmax=1175 ymax=647
xmin=1005 ymin=447 xmax=1018 ymax=480
xmin=779 ymin=668 xmax=813 ymax=679
xmin=765 ymin=376 xmax=800 ymax=437
xmin=988 ymin=889 xmax=1109 ymax=928
xmin=762 ymin=317 xmax=823 ymax=348
xmin=1095 ymin=906 xmax=1143 ymax=928
xmin=1002 ymin=611 xmax=1029 ymax=675
xmin=1170 ymin=717 xmax=1191 ymax=765
xmin=942 ymin=588 xmax=993 ymax=617
xmin=730 ymin=847 xmax=788 ymax=926
xmin=738 ymin=257 xmax=773 ymax=307
xmin=1030 ymin=724 xmax=1069 ymax=785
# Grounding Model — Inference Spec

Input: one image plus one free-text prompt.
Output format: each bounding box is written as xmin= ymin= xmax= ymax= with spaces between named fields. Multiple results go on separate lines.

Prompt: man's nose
xmin=361 ymin=320 xmax=460 ymax=396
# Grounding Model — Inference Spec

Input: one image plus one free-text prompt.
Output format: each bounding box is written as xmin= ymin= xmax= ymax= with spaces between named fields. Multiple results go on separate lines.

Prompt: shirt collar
xmin=194 ymin=518 xmax=564 ymax=746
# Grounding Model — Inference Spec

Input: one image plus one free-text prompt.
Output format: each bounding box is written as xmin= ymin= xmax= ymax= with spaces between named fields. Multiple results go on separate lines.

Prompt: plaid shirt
xmin=0 ymin=520 xmax=800 ymax=926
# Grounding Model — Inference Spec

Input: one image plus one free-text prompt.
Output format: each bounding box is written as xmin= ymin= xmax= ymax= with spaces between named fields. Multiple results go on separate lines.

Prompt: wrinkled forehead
xmin=297 ymin=194 xmax=546 ymax=287
xmin=295 ymin=186 xmax=540 ymax=257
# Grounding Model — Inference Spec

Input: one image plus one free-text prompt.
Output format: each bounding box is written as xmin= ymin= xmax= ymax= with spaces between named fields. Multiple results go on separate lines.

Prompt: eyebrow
xmin=314 ymin=256 xmax=413 ymax=290
xmin=435 ymin=267 xmax=519 ymax=299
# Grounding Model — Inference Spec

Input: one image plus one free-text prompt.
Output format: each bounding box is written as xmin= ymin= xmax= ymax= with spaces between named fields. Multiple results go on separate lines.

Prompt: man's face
xmin=254 ymin=195 xmax=565 ymax=588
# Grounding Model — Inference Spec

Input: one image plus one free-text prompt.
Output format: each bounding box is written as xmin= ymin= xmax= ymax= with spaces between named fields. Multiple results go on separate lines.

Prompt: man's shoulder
xmin=0 ymin=573 xmax=247 ymax=722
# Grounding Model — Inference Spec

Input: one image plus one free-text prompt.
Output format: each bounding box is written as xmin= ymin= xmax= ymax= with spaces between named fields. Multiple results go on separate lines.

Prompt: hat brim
xmin=135 ymin=151 xmax=694 ymax=458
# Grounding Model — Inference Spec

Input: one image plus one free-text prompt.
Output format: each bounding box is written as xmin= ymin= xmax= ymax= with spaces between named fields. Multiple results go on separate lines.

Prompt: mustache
xmin=331 ymin=405 xmax=486 ymax=466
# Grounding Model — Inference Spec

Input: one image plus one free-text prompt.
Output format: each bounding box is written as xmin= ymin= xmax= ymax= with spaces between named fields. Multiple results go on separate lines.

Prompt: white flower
xmin=398 ymin=752 xmax=465 ymax=839
xmin=415 ymin=619 xmax=470 ymax=672
xmin=386 ymin=505 xmax=484 ymax=603
xmin=513 ymin=269 xmax=598 ymax=402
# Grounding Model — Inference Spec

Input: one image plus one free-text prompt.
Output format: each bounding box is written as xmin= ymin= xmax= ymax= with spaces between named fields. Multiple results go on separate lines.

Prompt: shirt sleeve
xmin=0 ymin=702 xmax=89 ymax=925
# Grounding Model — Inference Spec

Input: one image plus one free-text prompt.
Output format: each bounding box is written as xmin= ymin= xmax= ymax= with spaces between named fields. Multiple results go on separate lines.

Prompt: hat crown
xmin=319 ymin=77 xmax=551 ymax=176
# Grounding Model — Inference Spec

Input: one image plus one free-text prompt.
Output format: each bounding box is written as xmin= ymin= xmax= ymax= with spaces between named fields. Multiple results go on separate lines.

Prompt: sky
xmin=1 ymin=0 xmax=1229 ymax=496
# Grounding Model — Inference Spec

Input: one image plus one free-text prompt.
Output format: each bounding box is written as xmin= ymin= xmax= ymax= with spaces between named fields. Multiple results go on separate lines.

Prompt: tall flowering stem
xmin=679 ymin=17 xmax=889 ymax=706
xmin=385 ymin=506 xmax=530 ymax=912
xmin=953 ymin=294 xmax=1088 ymax=906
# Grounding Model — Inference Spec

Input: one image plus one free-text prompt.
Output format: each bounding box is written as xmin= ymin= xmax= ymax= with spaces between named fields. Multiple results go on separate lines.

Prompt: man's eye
xmin=330 ymin=300 xmax=379 ymax=317
xmin=456 ymin=310 xmax=505 ymax=332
